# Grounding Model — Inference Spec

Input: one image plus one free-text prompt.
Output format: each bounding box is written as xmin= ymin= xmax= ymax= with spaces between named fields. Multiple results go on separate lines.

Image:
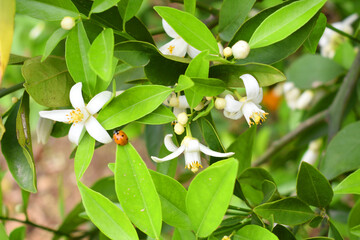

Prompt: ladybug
xmin=113 ymin=130 xmax=128 ymax=145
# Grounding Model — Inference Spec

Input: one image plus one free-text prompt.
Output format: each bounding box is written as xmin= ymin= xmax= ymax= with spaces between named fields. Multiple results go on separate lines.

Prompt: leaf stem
xmin=0 ymin=82 xmax=24 ymax=98
xmin=0 ymin=216 xmax=71 ymax=237
xmin=326 ymin=23 xmax=360 ymax=44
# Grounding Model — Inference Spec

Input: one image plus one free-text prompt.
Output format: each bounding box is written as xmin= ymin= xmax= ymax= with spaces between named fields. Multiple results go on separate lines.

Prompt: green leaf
xmin=320 ymin=121 xmax=360 ymax=180
xmin=249 ymin=0 xmax=327 ymax=48
xmin=349 ymin=200 xmax=360 ymax=239
xmin=173 ymin=228 xmax=196 ymax=240
xmin=9 ymin=226 xmax=25 ymax=240
xmin=192 ymin=99 xmax=214 ymax=121
xmin=185 ymin=78 xmax=225 ymax=108
xmin=235 ymin=225 xmax=279 ymax=240
xmin=136 ymin=105 xmax=175 ymax=125
xmin=42 ymin=28 xmax=68 ymax=62
xmin=115 ymin=143 xmax=162 ymax=239
xmin=209 ymin=63 xmax=286 ymax=88
xmin=16 ymin=0 xmax=79 ymax=21
xmin=23 ymin=56 xmax=74 ymax=107
xmin=0 ymin=223 xmax=8 ymax=240
xmin=333 ymin=41 xmax=357 ymax=70
xmin=154 ymin=6 xmax=219 ymax=55
xmin=296 ymin=162 xmax=333 ymax=208
xmin=74 ymin=133 xmax=95 ymax=180
xmin=78 ymin=181 xmax=138 ymax=240
xmin=227 ymin=126 xmax=256 ymax=176
xmin=150 ymin=170 xmax=192 ymax=229
xmin=118 ymin=0 xmax=143 ymax=23
xmin=334 ymin=168 xmax=360 ymax=195
xmin=0 ymin=117 xmax=4 ymax=141
xmin=351 ymin=225 xmax=360 ymax=237
xmin=218 ymin=0 xmax=256 ymax=41
xmin=91 ymin=0 xmax=120 ymax=13
xmin=175 ymin=75 xmax=194 ymax=92
xmin=272 ymin=224 xmax=296 ymax=240
xmin=186 ymin=158 xmax=238 ymax=238
xmin=286 ymin=54 xmax=345 ymax=90
xmin=184 ymin=0 xmax=196 ymax=15
xmin=65 ymin=21 xmax=97 ymax=97
xmin=185 ymin=50 xmax=209 ymax=78
xmin=253 ymin=197 xmax=315 ymax=225
xmin=329 ymin=220 xmax=343 ymax=240
xmin=88 ymin=28 xmax=114 ymax=83
xmin=1 ymin=100 xmax=37 ymax=193
xmin=97 ymin=85 xmax=172 ymax=129
xmin=303 ymin=13 xmax=327 ymax=54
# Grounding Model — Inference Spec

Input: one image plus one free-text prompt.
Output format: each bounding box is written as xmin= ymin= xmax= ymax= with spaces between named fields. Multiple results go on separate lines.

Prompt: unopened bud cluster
xmin=222 ymin=40 xmax=250 ymax=60
xmin=174 ymin=112 xmax=188 ymax=135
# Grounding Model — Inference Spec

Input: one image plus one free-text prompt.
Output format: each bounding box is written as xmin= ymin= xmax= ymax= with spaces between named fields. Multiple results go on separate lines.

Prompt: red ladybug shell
xmin=113 ymin=130 xmax=128 ymax=145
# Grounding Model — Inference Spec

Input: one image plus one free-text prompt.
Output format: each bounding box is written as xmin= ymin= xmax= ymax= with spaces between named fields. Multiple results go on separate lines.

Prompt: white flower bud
xmin=309 ymin=139 xmax=322 ymax=151
xmin=231 ymin=40 xmax=250 ymax=59
xmin=223 ymin=47 xmax=233 ymax=58
xmin=37 ymin=117 xmax=54 ymax=144
xmin=177 ymin=112 xmax=188 ymax=125
xmin=61 ymin=16 xmax=75 ymax=30
xmin=296 ymin=90 xmax=314 ymax=110
xmin=169 ymin=96 xmax=179 ymax=107
xmin=218 ymin=42 xmax=224 ymax=57
xmin=174 ymin=123 xmax=184 ymax=135
xmin=215 ymin=98 xmax=226 ymax=110
xmin=194 ymin=102 xmax=204 ymax=111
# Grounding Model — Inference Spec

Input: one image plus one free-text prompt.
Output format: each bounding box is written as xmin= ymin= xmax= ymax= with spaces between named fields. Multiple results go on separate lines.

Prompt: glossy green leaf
xmin=185 ymin=50 xmax=209 ymax=78
xmin=150 ymin=170 xmax=192 ymax=229
xmin=136 ymin=105 xmax=175 ymax=125
xmin=297 ymin=162 xmax=333 ymax=207
xmin=154 ymin=6 xmax=219 ymax=55
xmin=16 ymin=0 xmax=79 ymax=20
xmin=23 ymin=56 xmax=74 ymax=107
xmin=230 ymin=2 xmax=318 ymax=65
xmin=88 ymin=28 xmax=114 ymax=83
xmin=349 ymin=200 xmax=360 ymax=239
xmin=351 ymin=225 xmax=360 ymax=237
xmin=235 ymin=225 xmax=279 ymax=240
xmin=78 ymin=181 xmax=138 ymax=240
xmin=334 ymin=168 xmax=360 ymax=195
xmin=329 ymin=220 xmax=343 ymax=240
xmin=249 ymin=0 xmax=327 ymax=48
xmin=0 ymin=223 xmax=8 ymax=240
xmin=172 ymin=228 xmax=196 ymax=240
xmin=227 ymin=126 xmax=256 ymax=176
xmin=155 ymin=143 xmax=178 ymax=178
xmin=272 ymin=224 xmax=296 ymax=240
xmin=91 ymin=0 xmax=120 ymax=13
xmin=175 ymin=75 xmax=194 ymax=92
xmin=66 ymin=21 xmax=97 ymax=97
xmin=97 ymin=85 xmax=172 ymax=129
xmin=9 ymin=226 xmax=25 ymax=240
xmin=286 ymin=54 xmax=345 ymax=90
xmin=254 ymin=197 xmax=315 ymax=225
xmin=304 ymin=13 xmax=327 ymax=54
xmin=192 ymin=99 xmax=214 ymax=121
xmin=185 ymin=78 xmax=225 ymax=108
xmin=42 ymin=28 xmax=68 ymax=62
xmin=186 ymin=158 xmax=238 ymax=238
xmin=184 ymin=0 xmax=196 ymax=15
xmin=74 ymin=133 xmax=95 ymax=180
xmin=118 ymin=0 xmax=143 ymax=23
xmin=115 ymin=143 xmax=162 ymax=239
xmin=209 ymin=63 xmax=286 ymax=88
xmin=320 ymin=121 xmax=360 ymax=180
xmin=1 ymin=101 xmax=37 ymax=193
xmin=218 ymin=0 xmax=256 ymax=41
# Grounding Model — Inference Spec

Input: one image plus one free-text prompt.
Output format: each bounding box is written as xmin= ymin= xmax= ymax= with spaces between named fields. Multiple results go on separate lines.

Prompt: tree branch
xmin=0 ymin=82 xmax=24 ymax=98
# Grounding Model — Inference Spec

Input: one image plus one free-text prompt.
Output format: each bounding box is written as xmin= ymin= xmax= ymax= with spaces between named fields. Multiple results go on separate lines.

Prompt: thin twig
xmin=326 ymin=24 xmax=360 ymax=44
xmin=253 ymin=110 xmax=328 ymax=166
xmin=0 ymin=82 xmax=24 ymax=98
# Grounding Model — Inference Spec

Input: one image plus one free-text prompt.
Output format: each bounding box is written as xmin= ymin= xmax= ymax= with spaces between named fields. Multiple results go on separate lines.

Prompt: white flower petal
xmin=68 ymin=122 xmax=85 ymax=145
xmin=164 ymin=134 xmax=178 ymax=152
xmin=253 ymin=88 xmax=263 ymax=105
xmin=301 ymin=149 xmax=318 ymax=165
xmin=173 ymin=107 xmax=186 ymax=118
xmin=36 ymin=117 xmax=54 ymax=144
xmin=84 ymin=116 xmax=112 ymax=144
xmin=162 ymin=19 xmax=179 ymax=38
xmin=242 ymin=101 xmax=265 ymax=125
xmin=86 ymin=91 xmax=112 ymax=115
xmin=223 ymin=109 xmax=243 ymax=120
xmin=199 ymin=144 xmax=234 ymax=158
xmin=178 ymin=95 xmax=190 ymax=109
xmin=184 ymin=151 xmax=201 ymax=167
xmin=224 ymin=94 xmax=242 ymax=112
xmin=70 ymin=82 xmax=86 ymax=109
xmin=151 ymin=145 xmax=185 ymax=162
xmin=240 ymin=74 xmax=261 ymax=101
xmin=39 ymin=109 xmax=73 ymax=122
xmin=187 ymin=45 xmax=201 ymax=59
xmin=159 ymin=38 xmax=187 ymax=57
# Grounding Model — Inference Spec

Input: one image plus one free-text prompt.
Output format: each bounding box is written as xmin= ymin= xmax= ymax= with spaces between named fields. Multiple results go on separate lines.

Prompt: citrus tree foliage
xmin=1 ymin=0 xmax=360 ymax=239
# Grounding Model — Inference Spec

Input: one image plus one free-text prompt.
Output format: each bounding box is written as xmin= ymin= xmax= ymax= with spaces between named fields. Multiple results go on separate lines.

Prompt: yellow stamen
xmin=168 ymin=45 xmax=175 ymax=54
xmin=185 ymin=162 xmax=203 ymax=173
xmin=66 ymin=108 xmax=84 ymax=124
xmin=249 ymin=112 xmax=268 ymax=126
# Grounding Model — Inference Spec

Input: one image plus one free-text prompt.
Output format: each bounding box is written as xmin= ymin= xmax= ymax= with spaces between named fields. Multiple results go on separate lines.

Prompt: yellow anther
xmin=250 ymin=112 xmax=268 ymax=125
xmin=185 ymin=162 xmax=203 ymax=173
xmin=66 ymin=108 xmax=84 ymax=124
xmin=168 ymin=45 xmax=175 ymax=54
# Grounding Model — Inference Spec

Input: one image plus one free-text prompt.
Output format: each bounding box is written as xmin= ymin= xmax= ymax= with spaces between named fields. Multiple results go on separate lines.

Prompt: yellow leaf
xmin=0 ymin=0 xmax=16 ymax=86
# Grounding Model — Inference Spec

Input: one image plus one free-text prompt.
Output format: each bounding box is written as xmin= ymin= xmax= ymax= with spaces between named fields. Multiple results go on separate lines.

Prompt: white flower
xmin=36 ymin=117 xmax=54 ymax=144
xmin=319 ymin=14 xmax=358 ymax=58
xmin=39 ymin=82 xmax=112 ymax=145
xmin=159 ymin=19 xmax=200 ymax=58
xmin=223 ymin=74 xmax=268 ymax=126
xmin=151 ymin=134 xmax=234 ymax=173
xmin=231 ymin=40 xmax=250 ymax=59
xmin=296 ymin=90 xmax=314 ymax=110
xmin=283 ymin=82 xmax=301 ymax=110
xmin=301 ymin=139 xmax=322 ymax=165
xmin=164 ymin=93 xmax=190 ymax=117
xmin=61 ymin=16 xmax=75 ymax=30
